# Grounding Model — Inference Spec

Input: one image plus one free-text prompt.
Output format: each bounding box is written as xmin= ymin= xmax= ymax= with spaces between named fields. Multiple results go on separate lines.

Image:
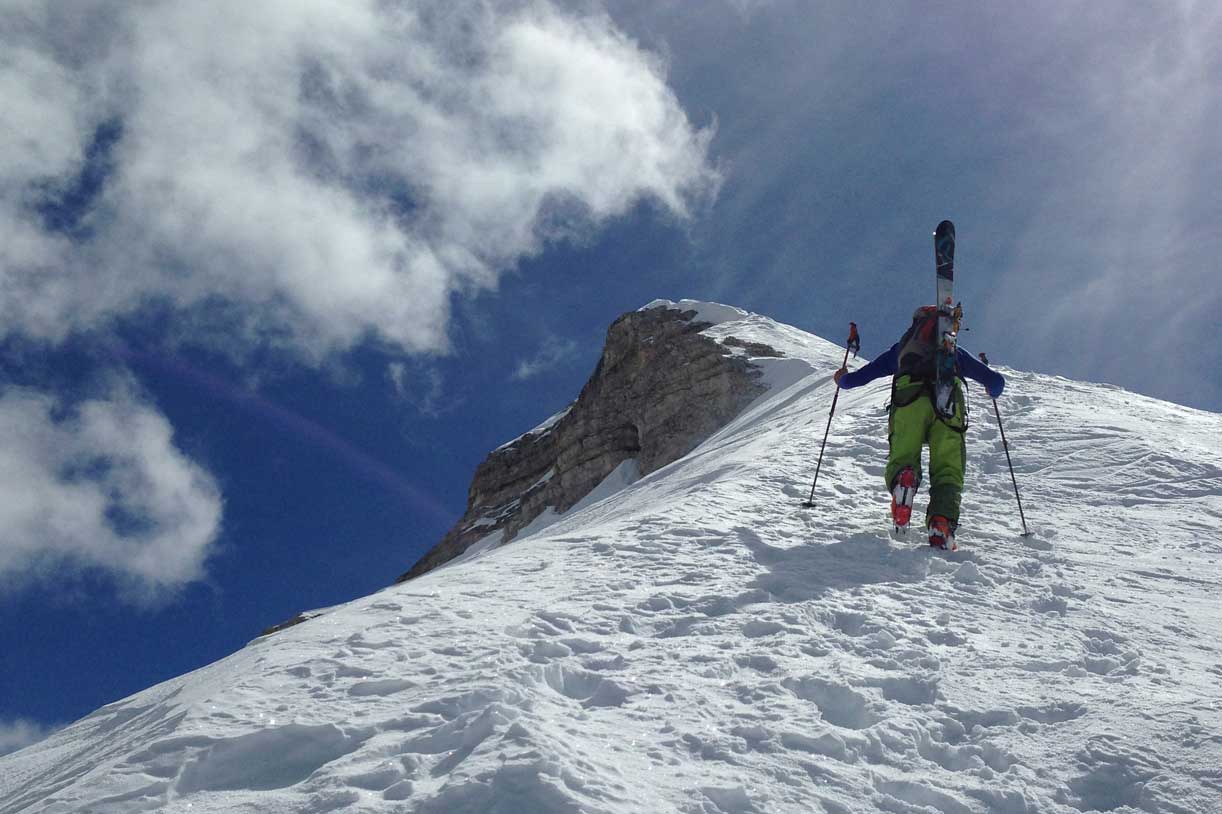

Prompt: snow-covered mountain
xmin=399 ymin=299 xmax=785 ymax=583
xmin=4 ymin=302 xmax=1222 ymax=814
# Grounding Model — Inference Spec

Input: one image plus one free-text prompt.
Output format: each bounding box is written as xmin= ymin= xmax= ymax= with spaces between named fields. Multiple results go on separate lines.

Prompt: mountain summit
xmin=3 ymin=302 xmax=1221 ymax=813
xmin=399 ymin=300 xmax=808 ymax=583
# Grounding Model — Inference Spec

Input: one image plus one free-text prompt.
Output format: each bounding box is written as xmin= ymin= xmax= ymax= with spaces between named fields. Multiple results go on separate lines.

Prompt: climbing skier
xmin=833 ymin=307 xmax=1004 ymax=550
xmin=978 ymin=351 xmax=990 ymax=365
xmin=847 ymin=322 xmax=861 ymax=358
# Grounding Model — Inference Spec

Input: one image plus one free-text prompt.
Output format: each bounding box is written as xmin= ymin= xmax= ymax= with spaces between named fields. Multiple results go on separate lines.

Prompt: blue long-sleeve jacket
xmin=839 ymin=344 xmax=1005 ymax=398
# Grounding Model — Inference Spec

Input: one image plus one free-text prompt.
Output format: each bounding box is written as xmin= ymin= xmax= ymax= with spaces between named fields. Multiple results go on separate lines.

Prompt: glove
xmin=988 ymin=380 xmax=1004 ymax=399
xmin=834 ymin=366 xmax=847 ymax=386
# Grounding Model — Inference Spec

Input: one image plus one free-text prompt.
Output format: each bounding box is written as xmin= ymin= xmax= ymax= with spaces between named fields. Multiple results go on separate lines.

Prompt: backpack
xmin=891 ymin=305 xmax=969 ymax=430
xmin=895 ymin=306 xmax=944 ymax=381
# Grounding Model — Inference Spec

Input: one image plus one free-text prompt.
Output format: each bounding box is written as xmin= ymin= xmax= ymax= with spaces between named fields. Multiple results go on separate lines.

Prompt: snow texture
xmin=3 ymin=304 xmax=1221 ymax=814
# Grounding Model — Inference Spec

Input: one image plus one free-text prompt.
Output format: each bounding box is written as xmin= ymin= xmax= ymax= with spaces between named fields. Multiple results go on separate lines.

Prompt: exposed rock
xmin=721 ymin=335 xmax=785 ymax=358
xmin=396 ymin=305 xmax=777 ymax=582
xmin=258 ymin=611 xmax=317 ymax=638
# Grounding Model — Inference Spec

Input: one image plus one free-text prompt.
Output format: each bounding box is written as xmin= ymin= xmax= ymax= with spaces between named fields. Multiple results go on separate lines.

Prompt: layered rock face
xmin=396 ymin=304 xmax=775 ymax=582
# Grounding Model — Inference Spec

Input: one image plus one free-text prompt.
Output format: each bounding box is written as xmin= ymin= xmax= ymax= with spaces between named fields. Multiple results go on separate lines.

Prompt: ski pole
xmin=992 ymin=398 xmax=1032 ymax=536
xmin=803 ymin=340 xmax=852 ymax=508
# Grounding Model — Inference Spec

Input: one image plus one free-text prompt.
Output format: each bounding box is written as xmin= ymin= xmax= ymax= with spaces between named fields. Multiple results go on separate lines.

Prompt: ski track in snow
xmin=3 ymin=308 xmax=1222 ymax=814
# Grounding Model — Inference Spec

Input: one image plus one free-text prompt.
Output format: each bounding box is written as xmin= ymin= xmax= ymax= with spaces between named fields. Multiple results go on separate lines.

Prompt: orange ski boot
xmin=890 ymin=466 xmax=917 ymax=531
xmin=928 ymin=515 xmax=957 ymax=551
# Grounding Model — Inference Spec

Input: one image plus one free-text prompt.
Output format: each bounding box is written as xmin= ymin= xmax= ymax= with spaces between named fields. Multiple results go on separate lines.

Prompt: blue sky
xmin=2 ymin=0 xmax=1219 ymax=751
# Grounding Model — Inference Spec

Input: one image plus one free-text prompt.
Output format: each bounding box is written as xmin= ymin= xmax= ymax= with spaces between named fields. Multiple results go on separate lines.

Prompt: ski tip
xmin=934 ymin=219 xmax=955 ymax=235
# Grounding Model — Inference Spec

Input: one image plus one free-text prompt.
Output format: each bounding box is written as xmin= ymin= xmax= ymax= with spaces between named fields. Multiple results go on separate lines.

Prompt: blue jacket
xmin=839 ymin=343 xmax=1005 ymax=398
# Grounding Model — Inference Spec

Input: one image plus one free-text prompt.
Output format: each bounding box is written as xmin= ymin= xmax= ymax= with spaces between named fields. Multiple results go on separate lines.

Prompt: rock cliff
xmin=396 ymin=302 xmax=778 ymax=582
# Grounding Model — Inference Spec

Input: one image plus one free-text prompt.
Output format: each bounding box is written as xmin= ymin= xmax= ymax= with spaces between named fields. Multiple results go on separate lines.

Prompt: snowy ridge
xmin=494 ymin=403 xmax=574 ymax=453
xmin=3 ymin=309 xmax=1222 ymax=814
xmin=495 ymin=299 xmax=832 ymax=456
xmin=640 ymin=299 xmax=751 ymax=327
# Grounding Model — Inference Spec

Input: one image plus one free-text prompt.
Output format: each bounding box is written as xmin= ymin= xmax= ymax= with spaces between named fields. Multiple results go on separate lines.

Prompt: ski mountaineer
xmin=833 ymin=308 xmax=1005 ymax=550
xmin=847 ymin=322 xmax=861 ymax=358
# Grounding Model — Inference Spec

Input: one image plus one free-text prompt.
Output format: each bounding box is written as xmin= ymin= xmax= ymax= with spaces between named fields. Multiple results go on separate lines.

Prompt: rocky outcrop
xmin=396 ymin=304 xmax=777 ymax=583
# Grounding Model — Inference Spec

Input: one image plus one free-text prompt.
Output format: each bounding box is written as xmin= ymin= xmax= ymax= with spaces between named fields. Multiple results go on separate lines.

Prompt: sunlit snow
xmin=2 ymin=304 xmax=1220 ymax=813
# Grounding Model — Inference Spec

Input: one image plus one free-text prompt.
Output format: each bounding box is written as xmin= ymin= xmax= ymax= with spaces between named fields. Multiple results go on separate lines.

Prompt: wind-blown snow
xmin=3 ymin=306 xmax=1221 ymax=814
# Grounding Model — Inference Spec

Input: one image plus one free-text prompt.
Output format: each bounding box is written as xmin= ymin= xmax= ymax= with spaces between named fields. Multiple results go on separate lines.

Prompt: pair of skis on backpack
xmin=889 ymin=466 xmax=957 ymax=551
xmin=933 ymin=219 xmax=961 ymax=419
xmin=891 ymin=220 xmax=957 ymax=551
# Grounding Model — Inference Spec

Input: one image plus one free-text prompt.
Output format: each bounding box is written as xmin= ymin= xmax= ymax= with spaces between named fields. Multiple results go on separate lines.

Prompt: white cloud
xmin=0 ymin=0 xmax=718 ymax=362
xmin=0 ymin=381 xmax=222 ymax=601
xmin=511 ymin=335 xmax=579 ymax=380
xmin=0 ymin=718 xmax=56 ymax=757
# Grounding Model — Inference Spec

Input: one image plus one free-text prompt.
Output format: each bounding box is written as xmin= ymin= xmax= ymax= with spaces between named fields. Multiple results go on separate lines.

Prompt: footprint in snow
xmin=783 ymin=676 xmax=879 ymax=730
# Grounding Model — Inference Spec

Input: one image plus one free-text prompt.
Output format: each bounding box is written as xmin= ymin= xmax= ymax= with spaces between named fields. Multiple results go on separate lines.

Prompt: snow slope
xmin=3 ymin=304 xmax=1222 ymax=814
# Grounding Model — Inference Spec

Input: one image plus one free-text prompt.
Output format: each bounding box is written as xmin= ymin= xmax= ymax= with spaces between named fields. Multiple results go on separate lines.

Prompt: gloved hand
xmin=988 ymin=380 xmax=1004 ymax=399
xmin=834 ymin=366 xmax=847 ymax=386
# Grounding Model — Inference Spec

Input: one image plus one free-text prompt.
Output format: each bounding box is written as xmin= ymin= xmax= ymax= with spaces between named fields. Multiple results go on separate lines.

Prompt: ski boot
xmin=890 ymin=466 xmax=917 ymax=532
xmin=928 ymin=515 xmax=957 ymax=551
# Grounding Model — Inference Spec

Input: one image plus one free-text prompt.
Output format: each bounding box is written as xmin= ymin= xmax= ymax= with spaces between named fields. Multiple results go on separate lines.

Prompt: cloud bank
xmin=0 ymin=382 xmax=222 ymax=600
xmin=0 ymin=0 xmax=717 ymax=592
xmin=1 ymin=0 xmax=717 ymax=361
xmin=972 ymin=1 xmax=1222 ymax=407
xmin=607 ymin=0 xmax=1222 ymax=409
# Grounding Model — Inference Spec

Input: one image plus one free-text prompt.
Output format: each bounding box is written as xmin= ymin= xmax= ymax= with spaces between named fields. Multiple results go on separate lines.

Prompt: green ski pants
xmin=884 ymin=376 xmax=966 ymax=527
